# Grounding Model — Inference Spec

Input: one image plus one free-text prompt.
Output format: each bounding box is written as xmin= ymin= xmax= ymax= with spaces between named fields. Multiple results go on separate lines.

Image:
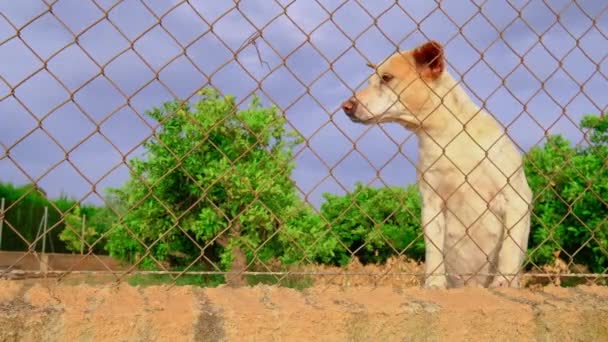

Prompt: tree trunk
xmin=226 ymin=245 xmax=247 ymax=287
xmin=217 ymin=221 xmax=247 ymax=287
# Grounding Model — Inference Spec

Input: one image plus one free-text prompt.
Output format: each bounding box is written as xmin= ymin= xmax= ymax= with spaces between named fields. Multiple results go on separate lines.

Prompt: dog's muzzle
xmin=341 ymin=98 xmax=359 ymax=121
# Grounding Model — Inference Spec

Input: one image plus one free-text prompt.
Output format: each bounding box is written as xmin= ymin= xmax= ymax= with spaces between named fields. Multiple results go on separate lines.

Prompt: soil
xmin=1 ymin=279 xmax=608 ymax=341
xmin=2 ymin=252 xmax=606 ymax=341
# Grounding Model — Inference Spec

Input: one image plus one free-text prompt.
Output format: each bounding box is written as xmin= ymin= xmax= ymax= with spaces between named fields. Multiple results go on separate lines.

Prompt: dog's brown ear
xmin=412 ymin=40 xmax=444 ymax=80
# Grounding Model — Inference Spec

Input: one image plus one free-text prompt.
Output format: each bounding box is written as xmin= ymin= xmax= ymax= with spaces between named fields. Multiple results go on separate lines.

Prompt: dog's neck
xmin=412 ymin=73 xmax=485 ymax=145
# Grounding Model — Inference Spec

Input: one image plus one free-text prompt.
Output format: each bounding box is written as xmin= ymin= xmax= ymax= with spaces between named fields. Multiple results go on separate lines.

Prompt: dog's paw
xmin=423 ymin=277 xmax=448 ymax=289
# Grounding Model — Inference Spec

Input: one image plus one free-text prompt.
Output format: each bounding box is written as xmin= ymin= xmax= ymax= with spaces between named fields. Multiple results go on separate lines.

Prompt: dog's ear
xmin=412 ymin=40 xmax=444 ymax=80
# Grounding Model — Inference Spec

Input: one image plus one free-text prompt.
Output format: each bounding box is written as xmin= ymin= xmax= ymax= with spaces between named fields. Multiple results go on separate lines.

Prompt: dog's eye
xmin=381 ymin=74 xmax=394 ymax=83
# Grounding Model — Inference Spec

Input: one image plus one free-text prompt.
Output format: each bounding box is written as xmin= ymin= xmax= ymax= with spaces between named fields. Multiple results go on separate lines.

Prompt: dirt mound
xmin=298 ymin=255 xmax=423 ymax=287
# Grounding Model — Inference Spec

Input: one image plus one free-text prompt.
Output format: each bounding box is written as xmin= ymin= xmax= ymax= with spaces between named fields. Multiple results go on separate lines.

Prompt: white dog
xmin=341 ymin=40 xmax=532 ymax=288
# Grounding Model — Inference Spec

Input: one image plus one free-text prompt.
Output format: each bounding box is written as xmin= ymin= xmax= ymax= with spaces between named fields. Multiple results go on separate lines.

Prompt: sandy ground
xmin=1 ymin=279 xmax=608 ymax=341
xmin=2 ymin=253 xmax=606 ymax=341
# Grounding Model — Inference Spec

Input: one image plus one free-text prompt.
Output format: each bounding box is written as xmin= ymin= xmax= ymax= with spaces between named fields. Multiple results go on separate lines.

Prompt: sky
xmin=0 ymin=0 xmax=606 ymax=210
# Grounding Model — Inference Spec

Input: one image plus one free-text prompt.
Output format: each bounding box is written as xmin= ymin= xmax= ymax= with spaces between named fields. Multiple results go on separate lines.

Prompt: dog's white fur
xmin=342 ymin=41 xmax=532 ymax=288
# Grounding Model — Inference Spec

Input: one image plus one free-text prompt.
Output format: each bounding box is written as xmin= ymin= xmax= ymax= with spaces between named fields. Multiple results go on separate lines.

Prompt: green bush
xmin=5 ymin=108 xmax=606 ymax=279
xmin=317 ymin=183 xmax=424 ymax=266
xmin=524 ymin=114 xmax=608 ymax=272
xmin=58 ymin=202 xmax=117 ymax=254
xmin=0 ymin=182 xmax=114 ymax=254
xmin=0 ymin=183 xmax=76 ymax=252
xmin=104 ymin=89 xmax=315 ymax=285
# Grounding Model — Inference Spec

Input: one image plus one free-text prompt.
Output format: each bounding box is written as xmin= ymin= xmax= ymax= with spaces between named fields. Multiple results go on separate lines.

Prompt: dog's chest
xmin=416 ymin=133 xmax=511 ymax=203
xmin=417 ymin=166 xmax=462 ymax=197
xmin=417 ymin=158 xmax=504 ymax=205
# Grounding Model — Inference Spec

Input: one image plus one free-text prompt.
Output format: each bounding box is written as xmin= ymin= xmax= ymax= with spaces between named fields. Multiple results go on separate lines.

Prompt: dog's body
xmin=342 ymin=41 xmax=532 ymax=288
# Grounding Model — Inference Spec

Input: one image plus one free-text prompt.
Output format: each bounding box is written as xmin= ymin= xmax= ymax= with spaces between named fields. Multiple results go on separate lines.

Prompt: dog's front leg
xmin=490 ymin=198 xmax=531 ymax=288
xmin=421 ymin=187 xmax=448 ymax=289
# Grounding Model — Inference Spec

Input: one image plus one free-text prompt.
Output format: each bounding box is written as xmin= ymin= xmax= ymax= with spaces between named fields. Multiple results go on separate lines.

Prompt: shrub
xmin=104 ymin=89 xmax=311 ymax=285
xmin=318 ymin=183 xmax=424 ymax=265
xmin=524 ymin=114 xmax=608 ymax=272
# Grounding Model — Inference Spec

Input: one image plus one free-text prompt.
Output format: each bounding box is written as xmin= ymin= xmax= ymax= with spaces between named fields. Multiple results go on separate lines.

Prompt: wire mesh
xmin=0 ymin=0 xmax=607 ymax=288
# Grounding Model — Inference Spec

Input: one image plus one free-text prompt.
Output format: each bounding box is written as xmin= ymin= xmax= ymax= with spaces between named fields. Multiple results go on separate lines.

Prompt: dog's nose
xmin=342 ymin=98 xmax=358 ymax=116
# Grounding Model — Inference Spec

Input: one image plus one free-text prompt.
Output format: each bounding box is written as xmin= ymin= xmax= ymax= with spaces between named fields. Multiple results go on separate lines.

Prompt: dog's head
xmin=341 ymin=40 xmax=446 ymax=129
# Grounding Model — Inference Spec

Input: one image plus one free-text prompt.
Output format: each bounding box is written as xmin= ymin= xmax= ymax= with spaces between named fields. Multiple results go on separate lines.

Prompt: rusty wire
xmin=0 ymin=0 xmax=607 ymax=288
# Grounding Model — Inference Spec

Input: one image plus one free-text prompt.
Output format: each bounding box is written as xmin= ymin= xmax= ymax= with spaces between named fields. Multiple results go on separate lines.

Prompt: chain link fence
xmin=0 ymin=0 xmax=607 ymax=288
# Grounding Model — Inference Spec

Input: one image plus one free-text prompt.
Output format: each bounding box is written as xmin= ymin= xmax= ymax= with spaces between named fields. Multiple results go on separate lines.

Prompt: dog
xmin=341 ymin=40 xmax=532 ymax=288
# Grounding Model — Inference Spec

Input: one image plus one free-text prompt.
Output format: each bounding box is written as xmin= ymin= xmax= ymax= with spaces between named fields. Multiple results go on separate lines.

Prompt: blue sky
xmin=0 ymin=0 xmax=606 ymax=209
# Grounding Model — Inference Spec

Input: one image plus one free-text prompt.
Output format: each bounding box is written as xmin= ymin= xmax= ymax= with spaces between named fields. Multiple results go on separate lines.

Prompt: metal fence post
xmin=81 ymin=214 xmax=86 ymax=255
xmin=0 ymin=198 xmax=4 ymax=250
xmin=40 ymin=207 xmax=48 ymax=274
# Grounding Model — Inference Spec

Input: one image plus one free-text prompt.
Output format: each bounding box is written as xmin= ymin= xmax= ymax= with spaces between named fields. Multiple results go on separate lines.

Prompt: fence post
xmin=81 ymin=214 xmax=86 ymax=255
xmin=0 ymin=197 xmax=4 ymax=250
xmin=42 ymin=206 xmax=48 ymax=255
xmin=40 ymin=206 xmax=48 ymax=274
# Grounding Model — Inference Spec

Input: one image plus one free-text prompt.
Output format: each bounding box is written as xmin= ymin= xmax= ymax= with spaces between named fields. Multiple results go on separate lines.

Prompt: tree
xmin=0 ymin=182 xmax=74 ymax=252
xmin=59 ymin=205 xmax=97 ymax=253
xmin=58 ymin=202 xmax=117 ymax=254
xmin=317 ymin=183 xmax=424 ymax=266
xmin=105 ymin=89 xmax=310 ymax=286
xmin=524 ymin=114 xmax=608 ymax=273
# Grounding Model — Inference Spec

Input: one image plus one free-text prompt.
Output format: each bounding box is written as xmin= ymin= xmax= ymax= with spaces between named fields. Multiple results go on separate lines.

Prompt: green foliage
xmin=0 ymin=183 xmax=114 ymax=254
xmin=317 ymin=183 xmax=424 ymax=266
xmin=4 ymin=102 xmax=606 ymax=280
xmin=59 ymin=205 xmax=95 ymax=253
xmin=0 ymin=183 xmax=71 ymax=252
xmin=58 ymin=203 xmax=116 ymax=254
xmin=105 ymin=89 xmax=310 ymax=276
xmin=127 ymin=265 xmax=224 ymax=288
xmin=524 ymin=114 xmax=608 ymax=272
